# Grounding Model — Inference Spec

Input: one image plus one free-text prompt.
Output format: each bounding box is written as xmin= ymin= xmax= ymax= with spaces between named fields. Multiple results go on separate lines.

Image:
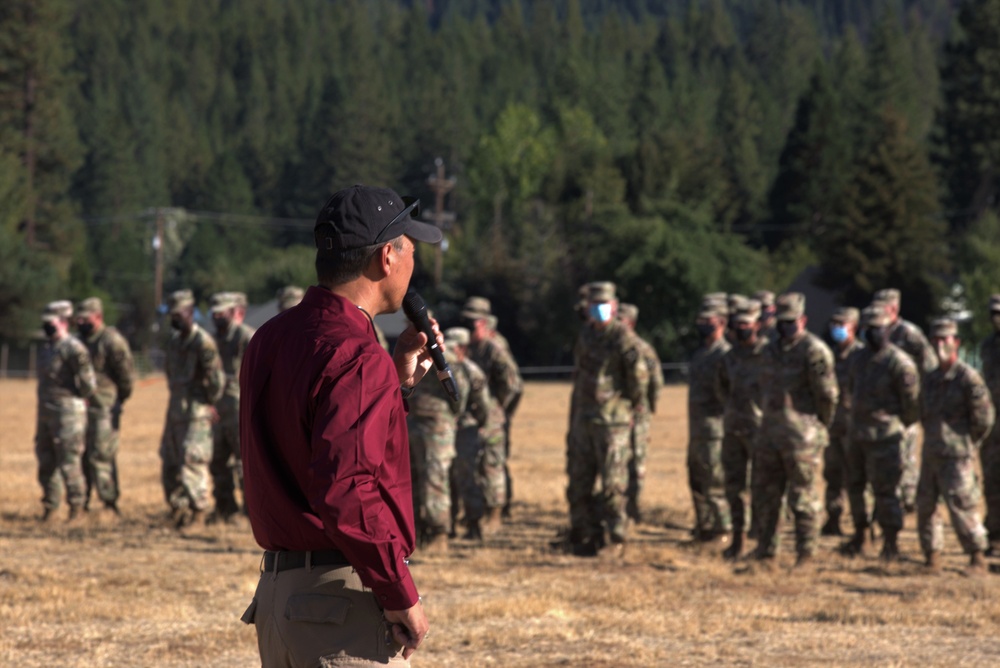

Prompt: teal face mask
xmin=589 ymin=303 xmax=613 ymax=323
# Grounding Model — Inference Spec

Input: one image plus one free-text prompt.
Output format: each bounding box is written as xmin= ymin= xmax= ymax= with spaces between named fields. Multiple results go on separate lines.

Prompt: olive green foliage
xmin=0 ymin=0 xmax=993 ymax=367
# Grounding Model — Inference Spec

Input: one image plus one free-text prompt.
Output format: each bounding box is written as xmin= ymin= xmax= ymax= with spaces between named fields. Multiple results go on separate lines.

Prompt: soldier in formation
xmin=407 ymin=326 xmax=484 ymax=552
xmin=840 ymin=304 xmax=920 ymax=561
xmin=160 ymin=289 xmax=225 ymax=529
xmin=618 ymin=303 xmax=664 ymax=525
xmin=276 ymin=285 xmax=304 ymax=313
xmin=873 ymin=288 xmax=938 ymax=513
xmin=36 ymin=301 xmax=97 ymax=522
xmin=687 ymin=295 xmax=731 ymax=544
xmin=448 ymin=327 xmax=500 ymax=540
xmin=978 ymin=294 xmax=1000 ymax=556
xmin=716 ymin=298 xmax=768 ymax=559
xmin=919 ymin=318 xmax=995 ymax=574
xmin=753 ymin=292 xmax=838 ymax=567
xmin=822 ymin=307 xmax=864 ymax=537
xmin=209 ymin=291 xmax=255 ymax=522
xmin=566 ymin=281 xmax=648 ymax=557
xmin=461 ymin=296 xmax=523 ymax=532
xmin=74 ymin=297 xmax=134 ymax=516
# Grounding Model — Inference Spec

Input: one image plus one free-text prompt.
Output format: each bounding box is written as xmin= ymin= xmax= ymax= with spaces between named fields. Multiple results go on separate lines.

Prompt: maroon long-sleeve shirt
xmin=240 ymin=286 xmax=418 ymax=609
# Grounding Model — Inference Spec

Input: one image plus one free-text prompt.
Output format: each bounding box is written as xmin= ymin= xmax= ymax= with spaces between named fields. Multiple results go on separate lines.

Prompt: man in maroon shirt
xmin=239 ymin=185 xmax=442 ymax=666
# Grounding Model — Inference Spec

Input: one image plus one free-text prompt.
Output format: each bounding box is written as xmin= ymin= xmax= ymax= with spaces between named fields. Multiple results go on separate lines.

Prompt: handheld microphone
xmin=401 ymin=290 xmax=459 ymax=403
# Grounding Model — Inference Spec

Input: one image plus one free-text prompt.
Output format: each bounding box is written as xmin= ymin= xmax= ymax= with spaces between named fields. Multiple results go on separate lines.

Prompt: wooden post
xmin=425 ymin=158 xmax=457 ymax=287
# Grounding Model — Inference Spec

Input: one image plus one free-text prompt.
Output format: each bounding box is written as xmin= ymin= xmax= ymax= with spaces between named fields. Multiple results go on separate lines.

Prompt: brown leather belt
xmin=263 ymin=549 xmax=350 ymax=572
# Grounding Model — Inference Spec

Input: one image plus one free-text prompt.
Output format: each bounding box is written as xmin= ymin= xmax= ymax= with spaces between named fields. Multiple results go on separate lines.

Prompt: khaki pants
xmin=244 ymin=557 xmax=409 ymax=667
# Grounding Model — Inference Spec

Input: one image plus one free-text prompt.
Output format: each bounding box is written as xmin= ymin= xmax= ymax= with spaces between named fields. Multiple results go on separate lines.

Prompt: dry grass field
xmin=2 ymin=377 xmax=1000 ymax=667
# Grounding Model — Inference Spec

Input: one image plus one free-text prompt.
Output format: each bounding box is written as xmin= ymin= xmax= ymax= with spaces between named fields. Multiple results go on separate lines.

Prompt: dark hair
xmin=316 ymin=236 xmax=405 ymax=286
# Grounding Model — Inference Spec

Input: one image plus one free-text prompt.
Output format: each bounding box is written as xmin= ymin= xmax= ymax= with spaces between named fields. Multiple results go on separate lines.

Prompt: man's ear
xmin=368 ymin=243 xmax=392 ymax=279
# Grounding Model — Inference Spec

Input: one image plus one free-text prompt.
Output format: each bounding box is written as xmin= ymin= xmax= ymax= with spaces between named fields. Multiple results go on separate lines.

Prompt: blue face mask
xmin=589 ymin=303 xmax=613 ymax=323
xmin=829 ymin=324 xmax=849 ymax=343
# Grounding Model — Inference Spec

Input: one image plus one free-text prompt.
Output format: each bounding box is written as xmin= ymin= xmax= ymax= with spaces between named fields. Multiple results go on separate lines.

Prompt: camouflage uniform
xmin=76 ymin=298 xmax=134 ymax=510
xmin=618 ymin=304 xmax=663 ymax=524
xmin=567 ymin=282 xmax=648 ymax=549
xmin=466 ymin=317 xmax=522 ymax=515
xmin=36 ymin=302 xmax=97 ymax=515
xmin=844 ymin=306 xmax=920 ymax=552
xmin=875 ymin=288 xmax=939 ymax=512
xmin=210 ymin=293 xmax=255 ymax=517
xmin=754 ymin=290 xmax=778 ymax=344
xmin=408 ymin=343 xmax=477 ymax=542
xmin=275 ymin=285 xmax=304 ymax=313
xmin=754 ymin=293 xmax=838 ymax=560
xmin=978 ymin=294 xmax=1000 ymax=551
xmin=688 ymin=297 xmax=732 ymax=539
xmin=824 ymin=310 xmax=865 ymax=535
xmin=161 ymin=291 xmax=225 ymax=516
xmin=451 ymin=351 xmax=497 ymax=535
xmin=716 ymin=301 xmax=767 ymax=545
xmin=918 ymin=319 xmax=995 ymax=559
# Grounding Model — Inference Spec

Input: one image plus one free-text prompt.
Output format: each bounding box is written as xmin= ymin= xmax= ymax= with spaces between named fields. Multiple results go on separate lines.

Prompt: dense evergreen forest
xmin=2 ymin=0 xmax=1000 ymax=365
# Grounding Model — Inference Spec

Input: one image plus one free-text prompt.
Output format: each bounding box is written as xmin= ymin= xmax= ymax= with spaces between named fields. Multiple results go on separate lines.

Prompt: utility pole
xmin=425 ymin=158 xmax=456 ymax=287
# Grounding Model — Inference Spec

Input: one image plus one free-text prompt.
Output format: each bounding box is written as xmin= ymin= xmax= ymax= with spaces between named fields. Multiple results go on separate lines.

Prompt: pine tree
xmin=819 ymin=106 xmax=948 ymax=320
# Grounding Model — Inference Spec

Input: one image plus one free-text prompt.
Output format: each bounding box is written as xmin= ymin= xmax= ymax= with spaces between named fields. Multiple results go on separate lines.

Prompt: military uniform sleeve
xmin=914 ymin=328 xmax=939 ymax=375
xmin=106 ymin=331 xmax=135 ymax=404
xmin=490 ymin=344 xmax=522 ymax=411
xmin=967 ymin=369 xmax=996 ymax=445
xmin=716 ymin=351 xmax=732 ymax=404
xmin=199 ymin=335 xmax=226 ymax=404
xmin=467 ymin=362 xmax=493 ymax=427
xmin=622 ymin=335 xmax=649 ymax=416
xmin=72 ymin=342 xmax=98 ymax=400
xmin=894 ymin=353 xmax=921 ymax=427
xmin=647 ymin=345 xmax=664 ymax=413
xmin=808 ymin=339 xmax=838 ymax=427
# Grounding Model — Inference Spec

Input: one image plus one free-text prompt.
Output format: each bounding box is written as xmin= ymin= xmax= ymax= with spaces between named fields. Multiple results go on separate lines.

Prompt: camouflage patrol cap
xmin=861 ymin=304 xmax=891 ymax=328
xmin=873 ymin=288 xmax=901 ymax=306
xmin=588 ymin=281 xmax=616 ymax=303
xmin=168 ymin=289 xmax=195 ymax=315
xmin=704 ymin=292 xmax=728 ymax=304
xmin=698 ymin=298 xmax=727 ymax=320
xmin=210 ymin=292 xmax=237 ymax=314
xmin=775 ymin=292 xmax=806 ymax=320
xmin=989 ymin=294 xmax=1000 ymax=313
xmin=619 ymin=303 xmax=639 ymax=323
xmin=277 ymin=285 xmax=304 ymax=311
xmin=75 ymin=297 xmax=103 ymax=317
xmin=728 ymin=294 xmax=749 ymax=316
xmin=830 ymin=307 xmax=860 ymax=324
xmin=753 ymin=290 xmax=775 ymax=308
xmin=230 ymin=292 xmax=248 ymax=308
xmin=460 ymin=296 xmax=492 ymax=320
xmin=928 ymin=318 xmax=958 ymax=339
xmin=444 ymin=326 xmax=471 ymax=347
xmin=733 ymin=299 xmax=762 ymax=325
xmin=42 ymin=300 xmax=74 ymax=322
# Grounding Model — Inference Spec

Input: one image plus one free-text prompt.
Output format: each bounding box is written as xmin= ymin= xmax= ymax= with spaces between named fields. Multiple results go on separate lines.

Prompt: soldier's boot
xmin=793 ymin=551 xmax=814 ymax=572
xmin=463 ymin=518 xmax=482 ymax=541
xmin=170 ymin=506 xmax=189 ymax=528
xmin=879 ymin=531 xmax=900 ymax=563
xmin=924 ymin=551 xmax=943 ymax=574
xmin=67 ymin=505 xmax=83 ymax=523
xmin=597 ymin=539 xmax=626 ymax=562
xmin=481 ymin=508 xmax=503 ymax=537
xmin=104 ymin=500 xmax=121 ymax=517
xmin=840 ymin=531 xmax=867 ymax=557
xmin=966 ymin=551 xmax=987 ymax=577
xmin=423 ymin=532 xmax=449 ymax=555
xmin=723 ymin=532 xmax=745 ymax=561
xmin=820 ymin=511 xmax=842 ymax=537
xmin=182 ymin=509 xmax=207 ymax=531
xmin=40 ymin=507 xmax=54 ymax=523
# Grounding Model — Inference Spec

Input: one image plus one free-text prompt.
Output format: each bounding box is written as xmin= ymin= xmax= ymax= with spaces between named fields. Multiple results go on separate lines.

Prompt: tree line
xmin=1 ymin=0 xmax=999 ymax=365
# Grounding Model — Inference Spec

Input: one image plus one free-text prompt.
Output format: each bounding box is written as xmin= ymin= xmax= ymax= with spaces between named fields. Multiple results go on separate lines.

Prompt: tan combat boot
xmin=924 ymin=551 xmax=943 ymax=574
xmin=481 ymin=508 xmax=503 ymax=537
xmin=840 ymin=531 xmax=867 ymax=557
xmin=879 ymin=532 xmax=900 ymax=563
xmin=966 ymin=550 xmax=987 ymax=577
xmin=723 ymin=532 xmax=745 ymax=561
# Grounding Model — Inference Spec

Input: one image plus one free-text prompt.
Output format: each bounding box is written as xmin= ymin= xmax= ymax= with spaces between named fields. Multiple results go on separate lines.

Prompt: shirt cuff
xmin=370 ymin=568 xmax=419 ymax=611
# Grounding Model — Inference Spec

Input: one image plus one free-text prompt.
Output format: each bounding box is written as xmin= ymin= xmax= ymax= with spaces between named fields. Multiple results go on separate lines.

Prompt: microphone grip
xmin=437 ymin=369 xmax=459 ymax=404
xmin=402 ymin=290 xmax=460 ymax=404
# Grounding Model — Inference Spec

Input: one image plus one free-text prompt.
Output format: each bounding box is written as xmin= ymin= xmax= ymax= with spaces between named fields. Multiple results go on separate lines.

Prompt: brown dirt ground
xmin=2 ymin=378 xmax=999 ymax=667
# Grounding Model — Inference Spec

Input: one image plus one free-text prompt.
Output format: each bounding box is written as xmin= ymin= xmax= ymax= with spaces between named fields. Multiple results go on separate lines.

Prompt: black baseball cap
xmin=314 ymin=185 xmax=442 ymax=253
